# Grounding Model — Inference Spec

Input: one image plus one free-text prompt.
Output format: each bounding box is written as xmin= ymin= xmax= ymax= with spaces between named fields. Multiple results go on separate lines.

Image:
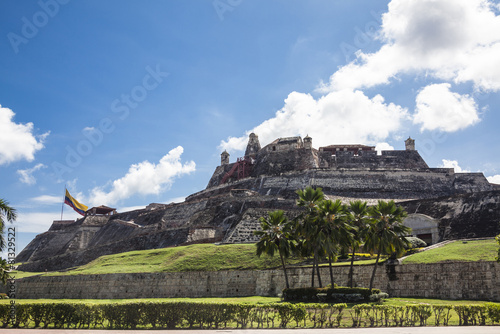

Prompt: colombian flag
xmin=64 ymin=189 xmax=88 ymax=216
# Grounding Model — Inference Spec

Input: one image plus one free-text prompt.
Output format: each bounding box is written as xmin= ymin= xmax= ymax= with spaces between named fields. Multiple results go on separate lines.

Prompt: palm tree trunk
xmin=315 ymin=250 xmax=323 ymax=288
xmin=279 ymin=251 xmax=290 ymax=289
xmin=328 ymin=255 xmax=335 ymax=287
xmin=311 ymin=255 xmax=315 ymax=287
xmin=369 ymin=247 xmax=382 ymax=292
xmin=349 ymin=247 xmax=356 ymax=288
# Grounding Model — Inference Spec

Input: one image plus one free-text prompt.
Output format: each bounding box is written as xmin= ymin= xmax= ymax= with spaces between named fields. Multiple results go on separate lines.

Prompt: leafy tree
xmin=1 ymin=198 xmax=17 ymax=285
xmin=365 ymin=200 xmax=411 ymax=292
xmin=254 ymin=210 xmax=294 ymax=289
xmin=295 ymin=187 xmax=325 ymax=287
xmin=317 ymin=199 xmax=352 ymax=287
xmin=346 ymin=200 xmax=369 ymax=288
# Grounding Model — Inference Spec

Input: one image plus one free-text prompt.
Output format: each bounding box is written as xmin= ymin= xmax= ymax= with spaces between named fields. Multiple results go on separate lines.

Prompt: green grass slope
xmin=43 ymin=243 xmax=306 ymax=276
xmin=14 ymin=239 xmax=498 ymax=277
xmin=402 ymin=239 xmax=497 ymax=264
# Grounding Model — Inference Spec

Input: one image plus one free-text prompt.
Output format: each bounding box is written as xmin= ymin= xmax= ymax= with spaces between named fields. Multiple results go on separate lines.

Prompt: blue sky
xmin=1 ymin=0 xmax=500 ymax=255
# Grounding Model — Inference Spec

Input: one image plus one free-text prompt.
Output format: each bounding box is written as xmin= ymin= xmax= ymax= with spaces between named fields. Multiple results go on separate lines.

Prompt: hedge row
xmin=1 ymin=302 xmax=499 ymax=329
xmin=282 ymin=287 xmax=383 ymax=303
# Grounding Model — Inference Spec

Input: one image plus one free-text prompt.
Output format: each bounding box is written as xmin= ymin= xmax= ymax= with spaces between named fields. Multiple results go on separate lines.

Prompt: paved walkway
xmin=1 ymin=327 xmax=498 ymax=333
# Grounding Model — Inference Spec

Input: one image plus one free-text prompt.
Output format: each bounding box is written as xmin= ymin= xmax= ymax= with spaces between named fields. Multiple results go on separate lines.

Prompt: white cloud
xmin=118 ymin=205 xmax=146 ymax=212
xmin=0 ymin=106 xmax=49 ymax=165
xmin=487 ymin=175 xmax=500 ymax=184
xmin=17 ymin=163 xmax=46 ymax=185
xmin=31 ymin=195 xmax=62 ymax=205
xmin=440 ymin=159 xmax=470 ymax=173
xmin=220 ymin=90 xmax=408 ymax=152
xmin=16 ymin=211 xmax=80 ymax=233
xmin=323 ymin=0 xmax=500 ymax=93
xmin=221 ymin=0 xmax=500 ymax=153
xmin=88 ymin=146 xmax=195 ymax=206
xmin=413 ymin=83 xmax=479 ymax=132
xmin=375 ymin=142 xmax=394 ymax=155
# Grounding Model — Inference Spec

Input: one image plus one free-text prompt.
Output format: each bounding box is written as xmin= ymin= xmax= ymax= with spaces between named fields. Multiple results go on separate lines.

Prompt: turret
xmin=304 ymin=135 xmax=312 ymax=150
xmin=221 ymin=150 xmax=229 ymax=165
xmin=405 ymin=137 xmax=415 ymax=151
xmin=244 ymin=133 xmax=261 ymax=157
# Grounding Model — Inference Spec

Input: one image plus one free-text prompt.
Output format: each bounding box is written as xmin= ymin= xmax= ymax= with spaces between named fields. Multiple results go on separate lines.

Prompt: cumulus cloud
xmin=17 ymin=163 xmax=46 ymax=185
xmin=414 ymin=83 xmax=479 ymax=132
xmin=88 ymin=146 xmax=195 ymax=206
xmin=375 ymin=142 xmax=395 ymax=155
xmin=0 ymin=106 xmax=49 ymax=165
xmin=220 ymin=90 xmax=408 ymax=152
xmin=31 ymin=195 xmax=62 ymax=205
xmin=221 ymin=0 xmax=500 ymax=153
xmin=323 ymin=0 xmax=500 ymax=92
xmin=487 ymin=175 xmax=500 ymax=184
xmin=440 ymin=159 xmax=470 ymax=172
xmin=16 ymin=211 xmax=79 ymax=233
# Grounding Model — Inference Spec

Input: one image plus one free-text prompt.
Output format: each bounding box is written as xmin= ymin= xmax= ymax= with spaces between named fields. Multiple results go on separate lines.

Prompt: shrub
xmin=3 ymin=300 xmax=500 ymax=329
xmin=0 ymin=303 xmax=10 ymax=328
xmin=282 ymin=286 xmax=381 ymax=303
xmin=433 ymin=305 xmax=453 ymax=326
xmin=486 ymin=302 xmax=500 ymax=324
xmin=405 ymin=237 xmax=427 ymax=249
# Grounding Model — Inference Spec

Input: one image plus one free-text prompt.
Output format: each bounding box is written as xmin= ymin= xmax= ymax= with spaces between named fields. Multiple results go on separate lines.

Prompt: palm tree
xmin=0 ymin=198 xmax=17 ymax=252
xmin=295 ymin=187 xmax=324 ymax=287
xmin=365 ymin=200 xmax=411 ymax=292
xmin=318 ymin=199 xmax=352 ymax=287
xmin=346 ymin=200 xmax=369 ymax=288
xmin=1 ymin=198 xmax=17 ymax=285
xmin=254 ymin=210 xmax=294 ymax=289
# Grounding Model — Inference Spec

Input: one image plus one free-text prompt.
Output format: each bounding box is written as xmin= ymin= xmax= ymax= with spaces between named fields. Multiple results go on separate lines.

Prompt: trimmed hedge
xmin=1 ymin=301 xmax=499 ymax=329
xmin=282 ymin=287 xmax=382 ymax=303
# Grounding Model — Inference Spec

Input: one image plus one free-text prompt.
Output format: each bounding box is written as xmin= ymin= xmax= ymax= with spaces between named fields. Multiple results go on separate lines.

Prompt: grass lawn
xmin=17 ymin=243 xmax=306 ymax=277
xmin=12 ymin=239 xmax=497 ymax=278
xmin=402 ymin=239 xmax=497 ymax=264
xmin=0 ymin=296 xmax=281 ymax=305
xmin=3 ymin=296 xmax=494 ymax=306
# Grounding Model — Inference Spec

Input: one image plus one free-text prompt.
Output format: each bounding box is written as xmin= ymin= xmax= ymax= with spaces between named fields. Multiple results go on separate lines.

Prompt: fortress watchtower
xmin=304 ymin=135 xmax=312 ymax=149
xmin=245 ymin=133 xmax=261 ymax=158
xmin=221 ymin=150 xmax=230 ymax=165
xmin=405 ymin=137 xmax=415 ymax=151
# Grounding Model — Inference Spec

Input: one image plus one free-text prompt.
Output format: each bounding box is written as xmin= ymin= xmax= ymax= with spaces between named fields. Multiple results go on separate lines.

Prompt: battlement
xmin=212 ymin=134 xmax=431 ymax=186
xmin=206 ymin=133 xmax=494 ymax=200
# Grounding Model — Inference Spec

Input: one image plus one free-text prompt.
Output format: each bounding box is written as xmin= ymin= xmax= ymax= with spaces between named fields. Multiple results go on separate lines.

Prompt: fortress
xmin=17 ymin=134 xmax=500 ymax=272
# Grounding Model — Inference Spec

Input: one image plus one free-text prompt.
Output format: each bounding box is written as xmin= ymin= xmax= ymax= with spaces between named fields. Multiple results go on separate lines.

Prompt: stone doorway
xmin=403 ymin=214 xmax=439 ymax=245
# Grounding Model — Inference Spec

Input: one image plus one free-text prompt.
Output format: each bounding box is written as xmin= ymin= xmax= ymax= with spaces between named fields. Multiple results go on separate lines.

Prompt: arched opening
xmin=403 ymin=214 xmax=439 ymax=245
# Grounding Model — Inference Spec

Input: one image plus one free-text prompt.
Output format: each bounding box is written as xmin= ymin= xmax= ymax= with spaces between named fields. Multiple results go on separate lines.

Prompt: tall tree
xmin=295 ymin=187 xmax=325 ymax=287
xmin=318 ymin=199 xmax=352 ymax=287
xmin=1 ymin=198 xmax=17 ymax=285
xmin=365 ymin=200 xmax=411 ymax=292
xmin=254 ymin=210 xmax=294 ymax=289
xmin=346 ymin=200 xmax=369 ymax=288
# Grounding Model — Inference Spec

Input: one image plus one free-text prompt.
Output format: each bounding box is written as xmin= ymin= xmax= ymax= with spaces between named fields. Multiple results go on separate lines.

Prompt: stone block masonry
xmin=15 ymin=261 xmax=500 ymax=301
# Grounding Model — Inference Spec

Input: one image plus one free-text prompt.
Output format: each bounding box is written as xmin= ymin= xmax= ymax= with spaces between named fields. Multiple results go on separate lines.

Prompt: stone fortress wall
xmin=14 ymin=259 xmax=500 ymax=301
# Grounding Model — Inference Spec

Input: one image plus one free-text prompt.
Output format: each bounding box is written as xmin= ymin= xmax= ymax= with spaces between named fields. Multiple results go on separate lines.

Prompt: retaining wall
xmin=14 ymin=261 xmax=500 ymax=301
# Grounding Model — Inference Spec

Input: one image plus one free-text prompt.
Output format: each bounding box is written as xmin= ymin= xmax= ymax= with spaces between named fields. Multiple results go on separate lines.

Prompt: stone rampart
xmin=198 ymin=168 xmax=493 ymax=202
xmin=15 ymin=261 xmax=500 ymax=301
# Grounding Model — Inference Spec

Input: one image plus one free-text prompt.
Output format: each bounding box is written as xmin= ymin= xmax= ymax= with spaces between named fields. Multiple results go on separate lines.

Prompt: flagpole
xmin=60 ymin=185 xmax=66 ymax=221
